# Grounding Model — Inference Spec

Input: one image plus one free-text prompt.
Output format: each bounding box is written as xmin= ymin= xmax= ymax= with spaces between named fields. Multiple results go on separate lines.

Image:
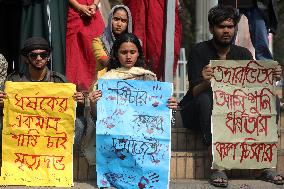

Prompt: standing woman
xmin=92 ymin=5 xmax=132 ymax=83
xmin=123 ymin=0 xmax=182 ymax=80
xmin=66 ymin=0 xmax=105 ymax=91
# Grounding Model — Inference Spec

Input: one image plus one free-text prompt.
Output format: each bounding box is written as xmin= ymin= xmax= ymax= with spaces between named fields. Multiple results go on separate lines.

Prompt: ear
xmin=233 ymin=26 xmax=237 ymax=35
xmin=209 ymin=26 xmax=214 ymax=34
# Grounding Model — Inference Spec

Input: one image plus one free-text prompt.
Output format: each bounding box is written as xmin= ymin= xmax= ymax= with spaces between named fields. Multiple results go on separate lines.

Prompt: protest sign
xmin=211 ymin=60 xmax=278 ymax=169
xmin=96 ymin=79 xmax=172 ymax=189
xmin=0 ymin=82 xmax=76 ymax=187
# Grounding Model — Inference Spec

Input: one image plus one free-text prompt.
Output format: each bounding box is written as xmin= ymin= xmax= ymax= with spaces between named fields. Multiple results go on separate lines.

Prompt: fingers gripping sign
xmin=202 ymin=63 xmax=213 ymax=82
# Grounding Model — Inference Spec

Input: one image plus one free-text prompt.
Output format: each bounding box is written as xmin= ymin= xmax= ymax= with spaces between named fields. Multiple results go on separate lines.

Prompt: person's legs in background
xmin=241 ymin=7 xmax=273 ymax=60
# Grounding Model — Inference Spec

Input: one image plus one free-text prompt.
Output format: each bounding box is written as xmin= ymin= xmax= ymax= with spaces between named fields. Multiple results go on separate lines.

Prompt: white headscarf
xmin=101 ymin=5 xmax=133 ymax=55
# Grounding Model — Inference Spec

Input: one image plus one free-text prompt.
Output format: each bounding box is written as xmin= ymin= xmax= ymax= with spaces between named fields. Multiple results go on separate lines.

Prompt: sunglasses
xmin=28 ymin=52 xmax=49 ymax=60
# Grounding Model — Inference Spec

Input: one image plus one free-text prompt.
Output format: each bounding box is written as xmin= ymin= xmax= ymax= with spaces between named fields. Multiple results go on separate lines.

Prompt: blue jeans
xmin=239 ymin=7 xmax=273 ymax=60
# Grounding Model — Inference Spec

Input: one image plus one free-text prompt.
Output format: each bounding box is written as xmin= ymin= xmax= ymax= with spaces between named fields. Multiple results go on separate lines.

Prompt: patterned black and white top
xmin=0 ymin=54 xmax=8 ymax=89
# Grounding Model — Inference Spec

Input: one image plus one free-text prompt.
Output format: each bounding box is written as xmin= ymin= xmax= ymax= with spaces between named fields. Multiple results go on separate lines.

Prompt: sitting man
xmin=8 ymin=37 xmax=71 ymax=83
xmin=180 ymin=5 xmax=283 ymax=187
xmin=0 ymin=37 xmax=85 ymax=151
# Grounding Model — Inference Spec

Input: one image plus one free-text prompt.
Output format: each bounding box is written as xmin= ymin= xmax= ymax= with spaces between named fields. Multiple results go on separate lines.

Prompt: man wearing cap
xmin=0 ymin=37 xmax=85 ymax=151
xmin=0 ymin=36 xmax=85 ymax=104
xmin=0 ymin=37 xmax=83 ymax=99
xmin=8 ymin=37 xmax=67 ymax=83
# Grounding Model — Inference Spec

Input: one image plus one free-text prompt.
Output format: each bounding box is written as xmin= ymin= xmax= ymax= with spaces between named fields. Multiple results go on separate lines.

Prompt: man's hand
xmin=74 ymin=92 xmax=85 ymax=103
xmin=192 ymin=64 xmax=212 ymax=97
xmin=273 ymin=64 xmax=282 ymax=82
xmin=202 ymin=65 xmax=213 ymax=82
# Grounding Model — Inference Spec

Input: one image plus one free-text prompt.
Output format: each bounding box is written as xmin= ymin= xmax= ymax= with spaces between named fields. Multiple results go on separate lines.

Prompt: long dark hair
xmin=107 ymin=33 xmax=145 ymax=71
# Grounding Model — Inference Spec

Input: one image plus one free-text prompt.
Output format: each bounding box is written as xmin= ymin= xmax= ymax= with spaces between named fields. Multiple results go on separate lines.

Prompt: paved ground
xmin=0 ymin=179 xmax=284 ymax=189
xmin=170 ymin=179 xmax=284 ymax=189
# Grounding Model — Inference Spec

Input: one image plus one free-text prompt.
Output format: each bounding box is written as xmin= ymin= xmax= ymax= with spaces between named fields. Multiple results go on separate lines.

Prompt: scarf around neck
xmin=92 ymin=67 xmax=157 ymax=91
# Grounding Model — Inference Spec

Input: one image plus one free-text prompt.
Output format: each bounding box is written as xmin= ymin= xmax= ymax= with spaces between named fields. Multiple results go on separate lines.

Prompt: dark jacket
xmin=7 ymin=68 xmax=67 ymax=83
xmin=0 ymin=0 xmax=31 ymax=6
xmin=218 ymin=0 xmax=278 ymax=34
xmin=257 ymin=0 xmax=278 ymax=34
xmin=218 ymin=0 xmax=256 ymax=8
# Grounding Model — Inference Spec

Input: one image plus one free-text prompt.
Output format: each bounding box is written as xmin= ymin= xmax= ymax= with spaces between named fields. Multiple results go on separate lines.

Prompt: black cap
xmin=21 ymin=37 xmax=52 ymax=56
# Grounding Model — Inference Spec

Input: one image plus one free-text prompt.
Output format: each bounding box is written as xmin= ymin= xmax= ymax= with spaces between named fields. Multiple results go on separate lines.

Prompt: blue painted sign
xmin=96 ymin=79 xmax=172 ymax=189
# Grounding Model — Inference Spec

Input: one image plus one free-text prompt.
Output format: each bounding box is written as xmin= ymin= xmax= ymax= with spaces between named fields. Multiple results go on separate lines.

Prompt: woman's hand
xmin=202 ymin=65 xmax=213 ymax=82
xmin=88 ymin=90 xmax=102 ymax=103
xmin=167 ymin=96 xmax=178 ymax=110
xmin=69 ymin=0 xmax=96 ymax=17
xmin=273 ymin=64 xmax=282 ymax=82
xmin=74 ymin=92 xmax=85 ymax=103
xmin=89 ymin=4 xmax=97 ymax=15
xmin=77 ymin=4 xmax=93 ymax=17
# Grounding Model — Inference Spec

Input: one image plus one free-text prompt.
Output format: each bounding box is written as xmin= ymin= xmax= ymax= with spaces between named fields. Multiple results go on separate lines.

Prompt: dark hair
xmin=108 ymin=33 xmax=145 ymax=70
xmin=208 ymin=5 xmax=240 ymax=27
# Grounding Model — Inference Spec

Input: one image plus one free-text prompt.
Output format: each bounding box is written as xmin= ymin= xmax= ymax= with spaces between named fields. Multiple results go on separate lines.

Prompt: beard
xmin=213 ymin=36 xmax=234 ymax=48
